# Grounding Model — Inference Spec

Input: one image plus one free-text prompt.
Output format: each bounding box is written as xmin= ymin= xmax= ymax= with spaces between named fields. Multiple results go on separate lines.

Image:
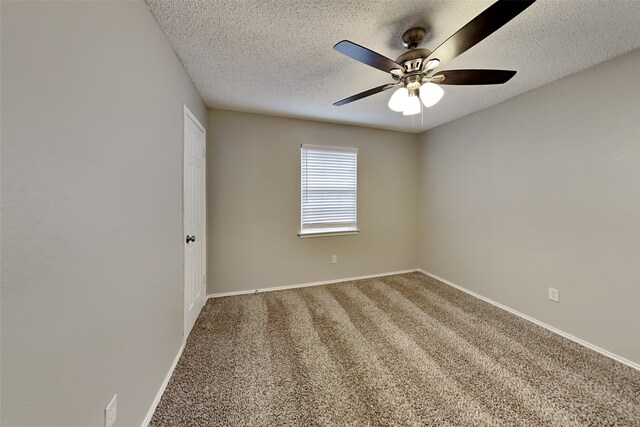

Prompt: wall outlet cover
xmin=548 ymin=287 xmax=559 ymax=303
xmin=105 ymin=394 xmax=117 ymax=427
xmin=331 ymin=255 xmax=337 ymax=264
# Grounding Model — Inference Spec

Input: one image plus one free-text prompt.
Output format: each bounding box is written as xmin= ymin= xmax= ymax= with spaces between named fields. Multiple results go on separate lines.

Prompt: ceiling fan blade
xmin=334 ymin=40 xmax=403 ymax=73
xmin=433 ymin=69 xmax=516 ymax=85
xmin=427 ymin=0 xmax=535 ymax=66
xmin=333 ymin=84 xmax=397 ymax=106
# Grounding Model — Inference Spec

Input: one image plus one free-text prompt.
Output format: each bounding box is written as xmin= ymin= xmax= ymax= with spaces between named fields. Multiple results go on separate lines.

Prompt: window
xmin=299 ymin=144 xmax=358 ymax=237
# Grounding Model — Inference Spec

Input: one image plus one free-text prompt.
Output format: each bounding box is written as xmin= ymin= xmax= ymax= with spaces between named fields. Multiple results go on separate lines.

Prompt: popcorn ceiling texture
xmin=146 ymin=0 xmax=640 ymax=133
xmin=150 ymin=272 xmax=640 ymax=426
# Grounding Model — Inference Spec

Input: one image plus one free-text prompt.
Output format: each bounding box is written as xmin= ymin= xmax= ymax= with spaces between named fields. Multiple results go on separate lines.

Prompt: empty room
xmin=2 ymin=0 xmax=640 ymax=426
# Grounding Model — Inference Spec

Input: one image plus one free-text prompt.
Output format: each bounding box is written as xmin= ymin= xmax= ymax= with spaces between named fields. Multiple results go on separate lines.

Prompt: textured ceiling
xmin=146 ymin=0 xmax=640 ymax=133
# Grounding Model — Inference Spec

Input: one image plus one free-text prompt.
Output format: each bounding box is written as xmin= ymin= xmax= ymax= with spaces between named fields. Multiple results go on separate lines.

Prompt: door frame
xmin=182 ymin=104 xmax=207 ymax=339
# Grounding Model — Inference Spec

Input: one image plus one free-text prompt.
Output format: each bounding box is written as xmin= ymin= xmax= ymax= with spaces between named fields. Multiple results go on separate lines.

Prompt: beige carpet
xmin=151 ymin=272 xmax=640 ymax=426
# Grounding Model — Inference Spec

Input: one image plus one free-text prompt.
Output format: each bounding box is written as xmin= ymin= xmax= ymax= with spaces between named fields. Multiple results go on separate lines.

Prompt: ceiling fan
xmin=333 ymin=0 xmax=536 ymax=116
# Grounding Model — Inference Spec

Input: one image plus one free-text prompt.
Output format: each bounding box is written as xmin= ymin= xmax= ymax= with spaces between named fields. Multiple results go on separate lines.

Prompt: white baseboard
xmin=207 ymin=269 xmax=419 ymax=299
xmin=416 ymin=269 xmax=639 ymax=371
xmin=141 ymin=342 xmax=185 ymax=427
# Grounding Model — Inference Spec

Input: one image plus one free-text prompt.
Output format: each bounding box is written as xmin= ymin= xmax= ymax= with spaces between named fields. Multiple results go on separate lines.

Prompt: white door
xmin=183 ymin=106 xmax=206 ymax=338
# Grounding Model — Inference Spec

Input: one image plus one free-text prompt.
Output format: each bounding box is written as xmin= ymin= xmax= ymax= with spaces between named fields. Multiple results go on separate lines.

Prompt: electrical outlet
xmin=105 ymin=394 xmax=117 ymax=427
xmin=548 ymin=287 xmax=559 ymax=303
xmin=331 ymin=255 xmax=337 ymax=264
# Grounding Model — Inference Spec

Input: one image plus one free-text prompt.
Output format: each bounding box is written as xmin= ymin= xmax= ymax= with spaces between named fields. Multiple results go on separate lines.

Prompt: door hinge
xmin=202 ymin=275 xmax=206 ymax=285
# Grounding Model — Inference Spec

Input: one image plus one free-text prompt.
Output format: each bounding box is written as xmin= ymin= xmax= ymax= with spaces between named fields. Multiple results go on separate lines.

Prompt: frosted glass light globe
xmin=388 ymin=87 xmax=409 ymax=112
xmin=419 ymin=82 xmax=444 ymax=107
xmin=402 ymin=94 xmax=421 ymax=116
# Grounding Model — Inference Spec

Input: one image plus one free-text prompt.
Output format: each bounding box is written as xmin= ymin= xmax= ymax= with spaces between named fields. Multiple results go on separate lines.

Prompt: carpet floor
xmin=151 ymin=272 xmax=640 ymax=426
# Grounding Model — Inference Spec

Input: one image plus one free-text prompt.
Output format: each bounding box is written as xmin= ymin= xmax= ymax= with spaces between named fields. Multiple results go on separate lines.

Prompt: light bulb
xmin=402 ymin=93 xmax=421 ymax=116
xmin=419 ymin=82 xmax=444 ymax=107
xmin=388 ymin=87 xmax=409 ymax=112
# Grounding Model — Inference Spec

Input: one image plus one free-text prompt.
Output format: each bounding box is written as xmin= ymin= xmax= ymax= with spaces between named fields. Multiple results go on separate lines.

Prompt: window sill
xmin=298 ymin=228 xmax=360 ymax=238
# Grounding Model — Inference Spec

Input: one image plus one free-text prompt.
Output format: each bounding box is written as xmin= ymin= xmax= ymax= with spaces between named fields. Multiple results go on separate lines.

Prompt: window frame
xmin=298 ymin=144 xmax=359 ymax=238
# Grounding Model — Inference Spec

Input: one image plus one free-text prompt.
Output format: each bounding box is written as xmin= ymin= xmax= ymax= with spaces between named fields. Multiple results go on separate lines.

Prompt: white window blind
xmin=300 ymin=144 xmax=358 ymax=237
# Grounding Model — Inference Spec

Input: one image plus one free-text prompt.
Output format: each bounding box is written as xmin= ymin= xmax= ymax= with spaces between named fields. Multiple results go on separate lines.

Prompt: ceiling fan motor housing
xmin=396 ymin=48 xmax=433 ymax=72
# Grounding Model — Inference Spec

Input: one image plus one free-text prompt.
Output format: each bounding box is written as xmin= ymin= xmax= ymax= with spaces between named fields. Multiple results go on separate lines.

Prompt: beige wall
xmin=1 ymin=2 xmax=206 ymax=426
xmin=418 ymin=48 xmax=640 ymax=364
xmin=207 ymin=110 xmax=419 ymax=294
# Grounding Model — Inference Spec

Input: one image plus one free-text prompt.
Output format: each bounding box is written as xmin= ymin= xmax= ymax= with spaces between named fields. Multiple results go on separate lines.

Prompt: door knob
xmin=186 ymin=235 xmax=196 ymax=243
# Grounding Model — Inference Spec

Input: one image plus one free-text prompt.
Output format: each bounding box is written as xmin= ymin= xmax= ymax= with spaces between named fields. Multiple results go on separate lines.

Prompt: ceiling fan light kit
xmin=332 ymin=0 xmax=536 ymax=118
